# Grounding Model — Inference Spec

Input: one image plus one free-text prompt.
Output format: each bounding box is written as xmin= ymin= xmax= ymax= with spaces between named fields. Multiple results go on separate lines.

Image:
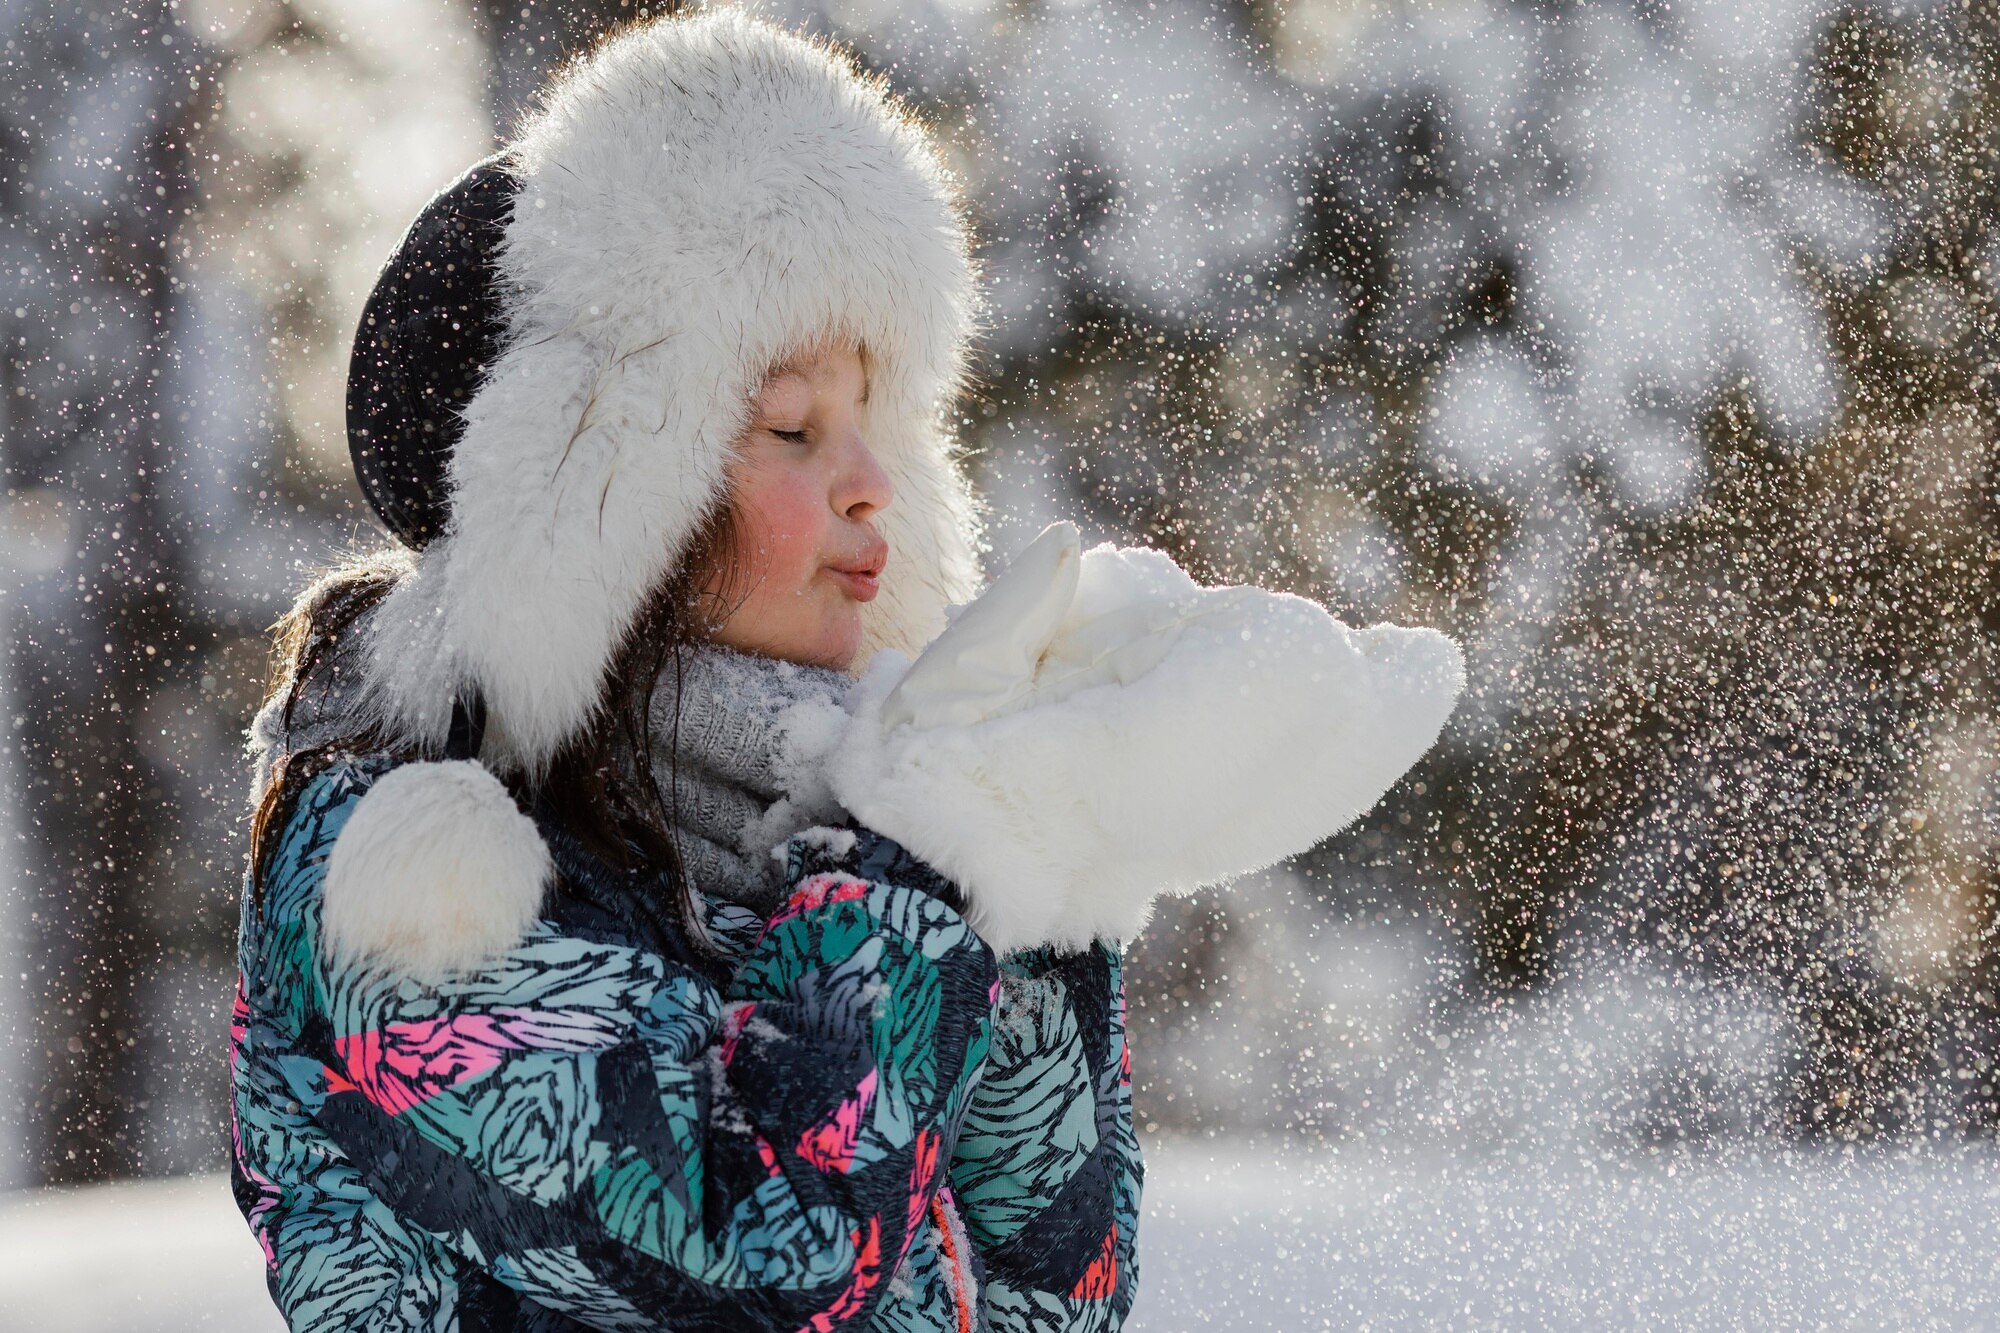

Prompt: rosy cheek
xmin=739 ymin=471 xmax=827 ymax=588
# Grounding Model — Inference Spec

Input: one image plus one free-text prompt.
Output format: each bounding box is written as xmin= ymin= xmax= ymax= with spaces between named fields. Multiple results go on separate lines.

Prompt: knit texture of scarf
xmin=249 ymin=618 xmax=857 ymax=917
xmin=616 ymin=644 xmax=855 ymax=915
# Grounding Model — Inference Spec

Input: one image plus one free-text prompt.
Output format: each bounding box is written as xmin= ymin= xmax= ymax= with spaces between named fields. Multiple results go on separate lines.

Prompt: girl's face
xmin=695 ymin=340 xmax=892 ymax=671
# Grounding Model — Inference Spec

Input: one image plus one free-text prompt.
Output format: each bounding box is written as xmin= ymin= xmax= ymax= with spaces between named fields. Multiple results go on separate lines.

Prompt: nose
xmin=836 ymin=432 xmax=894 ymax=523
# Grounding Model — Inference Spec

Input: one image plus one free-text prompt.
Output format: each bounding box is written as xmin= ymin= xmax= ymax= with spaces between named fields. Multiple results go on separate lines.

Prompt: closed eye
xmin=769 ymin=428 xmax=810 ymax=444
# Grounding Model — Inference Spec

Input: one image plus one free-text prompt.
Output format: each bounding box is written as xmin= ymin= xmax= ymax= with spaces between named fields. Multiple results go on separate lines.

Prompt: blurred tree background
xmin=1 ymin=0 xmax=1992 ymax=1187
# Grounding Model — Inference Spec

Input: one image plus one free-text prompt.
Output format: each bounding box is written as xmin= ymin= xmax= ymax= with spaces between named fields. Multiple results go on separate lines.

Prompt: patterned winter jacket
xmin=230 ymin=753 xmax=1142 ymax=1331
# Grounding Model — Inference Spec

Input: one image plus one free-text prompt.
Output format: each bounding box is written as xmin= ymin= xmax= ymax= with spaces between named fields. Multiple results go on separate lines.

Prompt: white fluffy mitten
xmin=823 ymin=520 xmax=1466 ymax=954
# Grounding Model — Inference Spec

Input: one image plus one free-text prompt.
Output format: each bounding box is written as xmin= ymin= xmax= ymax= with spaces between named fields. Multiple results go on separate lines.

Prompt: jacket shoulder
xmin=256 ymin=754 xmax=396 ymax=926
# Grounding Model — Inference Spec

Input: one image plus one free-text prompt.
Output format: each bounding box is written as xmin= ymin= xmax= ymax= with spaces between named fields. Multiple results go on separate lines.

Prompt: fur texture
xmin=358 ymin=7 xmax=989 ymax=775
xmin=824 ymin=542 xmax=1468 ymax=954
xmin=286 ymin=10 xmax=1466 ymax=973
xmin=320 ymin=759 xmax=552 ymax=978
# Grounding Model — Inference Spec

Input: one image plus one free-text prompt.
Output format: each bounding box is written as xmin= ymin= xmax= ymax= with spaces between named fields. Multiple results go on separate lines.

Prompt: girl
xmin=231 ymin=9 xmax=1463 ymax=1331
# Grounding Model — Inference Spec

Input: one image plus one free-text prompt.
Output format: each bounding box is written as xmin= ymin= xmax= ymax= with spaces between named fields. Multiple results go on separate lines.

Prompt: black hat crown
xmin=346 ymin=153 xmax=521 ymax=550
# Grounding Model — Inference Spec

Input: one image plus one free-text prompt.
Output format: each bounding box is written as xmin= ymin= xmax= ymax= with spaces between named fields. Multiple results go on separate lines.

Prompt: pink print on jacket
xmin=764 ymin=872 xmax=871 ymax=936
xmin=797 ymin=1067 xmax=878 ymax=1173
xmin=228 ymin=976 xmax=282 ymax=1270
xmin=326 ymin=1007 xmax=621 ymax=1115
xmin=903 ymin=1126 xmax=941 ymax=1263
xmin=799 ymin=1215 xmax=884 ymax=1333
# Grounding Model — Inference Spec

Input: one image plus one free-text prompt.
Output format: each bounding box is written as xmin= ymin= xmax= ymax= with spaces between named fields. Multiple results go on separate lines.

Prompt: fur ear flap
xmin=322 ymin=760 xmax=551 ymax=980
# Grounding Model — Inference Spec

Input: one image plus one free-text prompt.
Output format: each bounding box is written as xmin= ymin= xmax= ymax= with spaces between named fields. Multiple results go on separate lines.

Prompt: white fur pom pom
xmin=322 ymin=760 xmax=552 ymax=980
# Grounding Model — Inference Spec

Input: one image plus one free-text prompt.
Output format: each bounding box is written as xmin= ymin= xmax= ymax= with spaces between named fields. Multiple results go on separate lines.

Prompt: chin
xmin=816 ymin=616 xmax=864 ymax=672
xmin=718 ymin=600 xmax=862 ymax=672
xmin=768 ymin=622 xmax=861 ymax=673
xmin=812 ymin=631 xmax=861 ymax=673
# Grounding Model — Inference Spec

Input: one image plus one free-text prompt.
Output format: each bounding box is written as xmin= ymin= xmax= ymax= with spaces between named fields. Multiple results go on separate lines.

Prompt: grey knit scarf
xmin=615 ymin=644 xmax=856 ymax=915
xmin=248 ymin=615 xmax=857 ymax=917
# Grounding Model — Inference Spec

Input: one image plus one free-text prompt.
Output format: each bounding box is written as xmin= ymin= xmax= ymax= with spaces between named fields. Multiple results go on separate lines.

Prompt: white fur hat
xmin=357 ymin=5 xmax=988 ymax=776
xmin=313 ymin=6 xmax=990 ymax=976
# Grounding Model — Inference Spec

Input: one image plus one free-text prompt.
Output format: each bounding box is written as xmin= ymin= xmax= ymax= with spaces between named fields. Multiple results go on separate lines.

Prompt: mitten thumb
xmin=880 ymin=520 xmax=1081 ymax=731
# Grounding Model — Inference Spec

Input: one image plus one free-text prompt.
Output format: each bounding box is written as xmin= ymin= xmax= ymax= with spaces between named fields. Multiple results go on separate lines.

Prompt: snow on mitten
xmin=824 ymin=520 xmax=1466 ymax=954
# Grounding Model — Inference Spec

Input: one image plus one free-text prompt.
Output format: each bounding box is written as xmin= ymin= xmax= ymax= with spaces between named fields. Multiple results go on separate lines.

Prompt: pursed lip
xmin=826 ymin=537 xmax=888 ymax=600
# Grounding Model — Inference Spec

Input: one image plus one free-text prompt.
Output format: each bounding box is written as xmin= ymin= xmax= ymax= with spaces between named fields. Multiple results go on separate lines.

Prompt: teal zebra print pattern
xmin=231 ymin=755 xmax=1141 ymax=1330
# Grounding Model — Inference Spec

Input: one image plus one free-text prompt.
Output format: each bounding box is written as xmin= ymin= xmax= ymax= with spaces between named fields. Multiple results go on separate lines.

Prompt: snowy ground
xmin=5 ymin=1137 xmax=1999 ymax=1330
xmin=1129 ymin=1140 xmax=2000 ymax=1330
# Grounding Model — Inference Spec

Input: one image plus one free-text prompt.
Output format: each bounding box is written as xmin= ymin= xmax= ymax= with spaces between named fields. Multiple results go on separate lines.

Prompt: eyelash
xmin=769 ymin=428 xmax=810 ymax=444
